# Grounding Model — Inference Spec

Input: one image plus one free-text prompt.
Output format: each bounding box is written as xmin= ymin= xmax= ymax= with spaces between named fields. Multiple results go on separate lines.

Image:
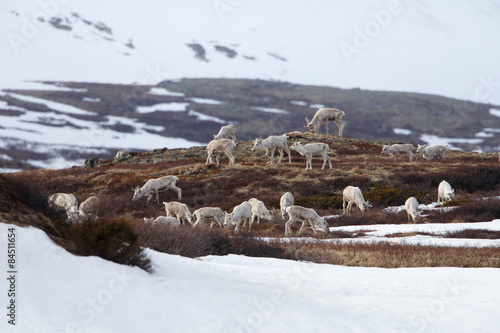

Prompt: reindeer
xmin=305 ymin=108 xmax=345 ymax=136
xmin=132 ymin=175 xmax=182 ymax=205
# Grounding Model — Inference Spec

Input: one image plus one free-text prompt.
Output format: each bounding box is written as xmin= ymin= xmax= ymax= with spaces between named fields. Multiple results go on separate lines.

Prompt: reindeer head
xmin=132 ymin=186 xmax=142 ymax=200
xmin=362 ymin=201 xmax=372 ymax=213
xmin=289 ymin=141 xmax=303 ymax=150
xmin=416 ymin=144 xmax=427 ymax=154
xmin=223 ymin=213 xmax=234 ymax=227
xmin=304 ymin=117 xmax=319 ymax=133
xmin=251 ymin=138 xmax=263 ymax=151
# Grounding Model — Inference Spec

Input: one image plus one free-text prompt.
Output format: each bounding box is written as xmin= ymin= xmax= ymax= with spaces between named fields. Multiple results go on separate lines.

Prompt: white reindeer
xmin=47 ymin=193 xmax=79 ymax=221
xmin=143 ymin=216 xmax=180 ymax=227
xmin=289 ymin=142 xmax=332 ymax=170
xmin=437 ymin=180 xmax=455 ymax=204
xmin=305 ymin=108 xmax=345 ymax=136
xmin=280 ymin=192 xmax=294 ymax=219
xmin=405 ymin=197 xmax=422 ymax=223
xmin=342 ymin=186 xmax=370 ymax=215
xmin=192 ymin=207 xmax=226 ymax=228
xmin=252 ymin=134 xmax=292 ymax=165
xmin=163 ymin=201 xmax=193 ymax=225
xmin=247 ymin=198 xmax=273 ymax=229
xmin=224 ymin=201 xmax=252 ymax=233
xmin=132 ymin=175 xmax=181 ymax=205
xmin=78 ymin=196 xmax=100 ymax=221
xmin=285 ymin=205 xmax=329 ymax=236
xmin=214 ymin=124 xmax=237 ymax=141
xmin=381 ymin=144 xmax=416 ymax=161
xmin=416 ymin=144 xmax=447 ymax=161
xmin=206 ymin=139 xmax=236 ymax=166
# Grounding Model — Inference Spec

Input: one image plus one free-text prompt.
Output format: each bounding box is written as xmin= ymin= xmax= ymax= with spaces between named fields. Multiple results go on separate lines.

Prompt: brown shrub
xmin=445 ymin=229 xmax=500 ymax=239
xmin=437 ymin=198 xmax=500 ymax=223
xmin=69 ymin=218 xmax=151 ymax=272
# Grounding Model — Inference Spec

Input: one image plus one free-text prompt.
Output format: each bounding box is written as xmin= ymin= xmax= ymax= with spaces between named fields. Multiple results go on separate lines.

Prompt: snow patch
xmin=188 ymin=110 xmax=226 ymax=124
xmin=290 ymin=100 xmax=307 ymax=106
xmin=82 ymin=97 xmax=101 ymax=103
xmin=135 ymin=102 xmax=188 ymax=113
xmin=189 ymin=97 xmax=223 ymax=105
xmin=8 ymin=93 xmax=96 ymax=116
xmin=252 ymin=106 xmax=289 ymax=114
xmin=489 ymin=108 xmax=500 ymax=117
xmin=147 ymin=87 xmax=185 ymax=97
xmin=394 ymin=128 xmax=412 ymax=135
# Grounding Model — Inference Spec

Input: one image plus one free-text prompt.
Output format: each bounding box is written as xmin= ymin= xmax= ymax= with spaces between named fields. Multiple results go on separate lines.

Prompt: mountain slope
xmin=1 ymin=78 xmax=499 ymax=170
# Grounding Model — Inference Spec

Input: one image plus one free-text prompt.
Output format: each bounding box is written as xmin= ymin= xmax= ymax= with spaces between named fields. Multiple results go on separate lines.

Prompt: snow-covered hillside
xmin=2 ymin=0 xmax=500 ymax=105
xmin=1 ymin=221 xmax=500 ymax=333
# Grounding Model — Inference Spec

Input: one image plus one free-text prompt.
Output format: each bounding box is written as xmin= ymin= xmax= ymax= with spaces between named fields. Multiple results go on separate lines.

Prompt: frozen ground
xmin=1 ymin=221 xmax=499 ymax=333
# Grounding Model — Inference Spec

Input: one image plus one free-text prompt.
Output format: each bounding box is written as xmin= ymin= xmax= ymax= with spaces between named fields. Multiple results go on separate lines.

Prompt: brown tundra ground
xmin=1 ymin=132 xmax=500 ymax=269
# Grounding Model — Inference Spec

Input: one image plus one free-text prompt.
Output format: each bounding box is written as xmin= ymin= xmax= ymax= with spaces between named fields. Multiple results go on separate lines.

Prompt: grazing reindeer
xmin=381 ymin=144 xmax=416 ymax=162
xmin=437 ymin=180 xmax=455 ymax=204
xmin=192 ymin=207 xmax=225 ymax=228
xmin=285 ymin=205 xmax=329 ymax=236
xmin=206 ymin=139 xmax=236 ymax=166
xmin=342 ymin=186 xmax=370 ymax=215
xmin=252 ymin=134 xmax=292 ymax=165
xmin=405 ymin=197 xmax=422 ymax=223
xmin=416 ymin=144 xmax=447 ymax=161
xmin=47 ymin=193 xmax=79 ymax=222
xmin=143 ymin=216 xmax=180 ymax=227
xmin=224 ymin=201 xmax=252 ymax=233
xmin=247 ymin=198 xmax=273 ymax=229
xmin=78 ymin=196 xmax=100 ymax=221
xmin=213 ymin=124 xmax=237 ymax=141
xmin=280 ymin=192 xmax=294 ymax=219
xmin=132 ymin=175 xmax=182 ymax=205
xmin=289 ymin=141 xmax=332 ymax=170
xmin=305 ymin=108 xmax=345 ymax=136
xmin=163 ymin=201 xmax=193 ymax=225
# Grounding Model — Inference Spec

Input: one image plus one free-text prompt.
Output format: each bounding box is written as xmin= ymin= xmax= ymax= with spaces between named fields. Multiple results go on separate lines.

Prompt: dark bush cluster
xmin=438 ymin=198 xmax=500 ymax=223
xmin=364 ymin=184 xmax=430 ymax=206
xmin=444 ymin=229 xmax=500 ymax=239
xmin=136 ymin=223 xmax=289 ymax=259
xmin=69 ymin=218 xmax=152 ymax=272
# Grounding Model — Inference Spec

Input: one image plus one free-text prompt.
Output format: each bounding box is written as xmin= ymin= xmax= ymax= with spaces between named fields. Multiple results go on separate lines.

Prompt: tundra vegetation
xmin=1 ymin=132 xmax=500 ymax=270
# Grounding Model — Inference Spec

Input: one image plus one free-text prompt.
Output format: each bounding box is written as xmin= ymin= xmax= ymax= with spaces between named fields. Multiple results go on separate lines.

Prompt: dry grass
xmin=134 ymin=223 xmax=500 ymax=268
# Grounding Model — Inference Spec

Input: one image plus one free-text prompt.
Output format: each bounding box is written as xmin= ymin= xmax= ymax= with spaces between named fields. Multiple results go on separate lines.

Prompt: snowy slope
xmin=1 ymin=0 xmax=500 ymax=105
xmin=1 ymin=222 xmax=500 ymax=333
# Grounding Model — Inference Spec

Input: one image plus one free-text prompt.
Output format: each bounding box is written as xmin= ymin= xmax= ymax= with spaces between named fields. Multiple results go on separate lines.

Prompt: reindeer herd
xmin=47 ymin=107 xmax=462 ymax=235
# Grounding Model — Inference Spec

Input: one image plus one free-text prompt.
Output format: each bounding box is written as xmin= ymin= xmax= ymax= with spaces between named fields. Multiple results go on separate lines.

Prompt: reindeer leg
xmin=321 ymin=154 xmax=327 ymax=170
xmin=335 ymin=119 xmax=344 ymax=137
xmin=298 ymin=220 xmax=307 ymax=234
xmin=285 ymin=217 xmax=298 ymax=236
xmin=277 ymin=148 xmax=284 ymax=164
xmin=285 ymin=146 xmax=292 ymax=164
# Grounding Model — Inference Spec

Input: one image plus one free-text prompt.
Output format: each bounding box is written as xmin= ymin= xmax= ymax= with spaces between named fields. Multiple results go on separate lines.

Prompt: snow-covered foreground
xmin=1 ymin=222 xmax=500 ymax=333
